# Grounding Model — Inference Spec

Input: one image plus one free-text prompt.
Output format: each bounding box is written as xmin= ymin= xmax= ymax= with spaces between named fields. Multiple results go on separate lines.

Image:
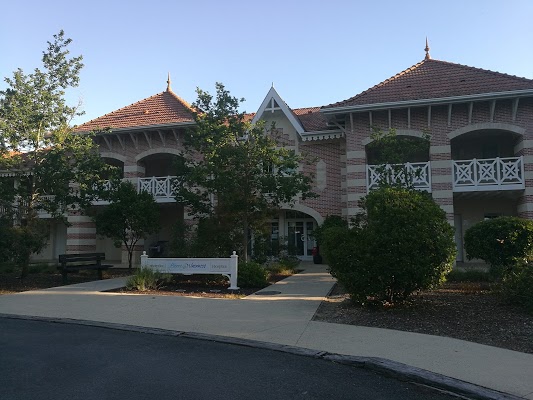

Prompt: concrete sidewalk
xmin=0 ymin=263 xmax=532 ymax=399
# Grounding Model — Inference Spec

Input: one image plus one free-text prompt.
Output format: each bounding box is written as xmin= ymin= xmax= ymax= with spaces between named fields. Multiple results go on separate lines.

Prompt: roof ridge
xmin=427 ymin=58 xmax=533 ymax=82
xmin=76 ymin=91 xmax=168 ymax=129
xmin=166 ymin=89 xmax=195 ymax=112
xmin=324 ymin=59 xmax=427 ymax=109
xmin=292 ymin=106 xmax=321 ymax=112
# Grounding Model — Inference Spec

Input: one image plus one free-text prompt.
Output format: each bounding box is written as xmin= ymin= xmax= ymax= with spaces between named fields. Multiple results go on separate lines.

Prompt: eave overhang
xmin=300 ymin=130 xmax=344 ymax=141
xmin=75 ymin=121 xmax=196 ymax=135
xmin=321 ymin=89 xmax=533 ymax=115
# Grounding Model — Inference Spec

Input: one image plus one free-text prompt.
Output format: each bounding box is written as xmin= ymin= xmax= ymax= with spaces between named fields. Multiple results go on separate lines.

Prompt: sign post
xmin=140 ymin=251 xmax=239 ymax=289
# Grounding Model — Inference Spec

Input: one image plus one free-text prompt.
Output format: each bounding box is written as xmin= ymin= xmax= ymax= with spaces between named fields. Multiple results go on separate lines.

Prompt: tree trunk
xmin=126 ymin=242 xmax=133 ymax=270
xmin=242 ymin=219 xmax=248 ymax=262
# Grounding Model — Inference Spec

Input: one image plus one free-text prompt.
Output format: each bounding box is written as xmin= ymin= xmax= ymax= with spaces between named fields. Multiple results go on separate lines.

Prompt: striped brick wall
xmin=66 ymin=212 xmax=97 ymax=254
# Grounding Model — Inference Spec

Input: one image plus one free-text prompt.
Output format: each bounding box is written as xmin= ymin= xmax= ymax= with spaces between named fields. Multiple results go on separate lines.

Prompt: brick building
xmin=25 ymin=50 xmax=533 ymax=263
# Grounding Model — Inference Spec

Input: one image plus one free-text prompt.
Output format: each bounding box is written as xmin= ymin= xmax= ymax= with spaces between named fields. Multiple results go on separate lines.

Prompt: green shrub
xmin=277 ymin=256 xmax=300 ymax=270
xmin=313 ymin=215 xmax=348 ymax=245
xmin=464 ymin=217 xmax=533 ymax=278
xmin=238 ymin=261 xmax=268 ymax=288
xmin=446 ymin=269 xmax=493 ymax=283
xmin=322 ymin=187 xmax=456 ymax=305
xmin=500 ymin=262 xmax=533 ymax=314
xmin=266 ymin=262 xmax=296 ymax=276
xmin=0 ymin=262 xmax=16 ymax=274
xmin=27 ymin=263 xmax=56 ymax=274
xmin=126 ymin=268 xmax=172 ymax=292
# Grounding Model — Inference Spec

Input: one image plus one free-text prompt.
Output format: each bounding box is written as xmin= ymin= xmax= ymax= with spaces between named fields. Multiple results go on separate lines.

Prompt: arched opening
xmin=136 ymin=153 xmax=181 ymax=201
xmin=366 ymin=136 xmax=430 ymax=165
xmin=257 ymin=209 xmax=319 ymax=261
xmin=139 ymin=153 xmax=179 ymax=177
xmin=451 ymin=129 xmax=523 ymax=263
xmin=365 ymin=135 xmax=431 ymax=191
xmin=102 ymin=157 xmax=124 ymax=179
xmin=451 ymin=129 xmax=521 ymax=160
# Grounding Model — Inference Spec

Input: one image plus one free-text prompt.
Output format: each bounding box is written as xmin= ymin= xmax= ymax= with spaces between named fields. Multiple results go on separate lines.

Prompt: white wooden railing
xmin=367 ymin=162 xmax=431 ymax=192
xmin=453 ymin=156 xmax=524 ymax=192
xmin=137 ymin=176 xmax=176 ymax=200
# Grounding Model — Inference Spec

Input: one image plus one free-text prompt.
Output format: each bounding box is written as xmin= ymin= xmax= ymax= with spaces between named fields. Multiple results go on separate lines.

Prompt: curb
xmin=0 ymin=313 xmax=523 ymax=400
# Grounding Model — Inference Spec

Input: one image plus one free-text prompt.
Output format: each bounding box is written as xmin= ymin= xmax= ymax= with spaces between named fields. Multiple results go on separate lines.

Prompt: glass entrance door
xmin=288 ymin=221 xmax=305 ymax=256
xmin=287 ymin=220 xmax=316 ymax=258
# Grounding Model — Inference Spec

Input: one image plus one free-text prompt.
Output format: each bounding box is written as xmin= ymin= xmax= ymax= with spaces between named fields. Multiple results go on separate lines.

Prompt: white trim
xmin=75 ymin=121 xmax=195 ymax=135
xmin=362 ymin=129 xmax=425 ymax=146
xmin=321 ymin=89 xmax=533 ymax=114
xmin=285 ymin=204 xmax=324 ymax=225
xmin=300 ymin=130 xmax=344 ymax=141
xmin=448 ymin=122 xmax=525 ymax=140
xmin=135 ymin=147 xmax=182 ymax=162
xmin=100 ymin=152 xmax=127 ymax=163
xmin=252 ymin=87 xmax=305 ymax=135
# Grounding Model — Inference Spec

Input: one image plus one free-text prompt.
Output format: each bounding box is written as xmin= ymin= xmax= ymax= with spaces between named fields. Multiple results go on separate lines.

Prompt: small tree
xmin=322 ymin=187 xmax=456 ymax=305
xmin=0 ymin=31 xmax=113 ymax=277
xmin=92 ymin=181 xmax=160 ymax=269
xmin=464 ymin=217 xmax=533 ymax=278
xmin=173 ymin=83 xmax=315 ymax=260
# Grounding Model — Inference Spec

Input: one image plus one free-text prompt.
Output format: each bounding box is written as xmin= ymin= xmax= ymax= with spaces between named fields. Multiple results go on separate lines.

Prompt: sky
xmin=1 ymin=0 xmax=533 ymax=126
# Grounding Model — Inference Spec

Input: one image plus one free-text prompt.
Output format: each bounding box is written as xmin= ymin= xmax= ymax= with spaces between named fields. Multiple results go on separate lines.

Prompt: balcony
xmin=453 ymin=157 xmax=524 ymax=192
xmin=137 ymin=176 xmax=176 ymax=202
xmin=367 ymin=162 xmax=432 ymax=192
xmin=92 ymin=176 xmax=177 ymax=205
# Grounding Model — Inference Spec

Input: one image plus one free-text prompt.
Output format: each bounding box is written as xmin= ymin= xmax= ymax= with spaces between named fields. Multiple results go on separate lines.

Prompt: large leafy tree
xmin=173 ymin=83 xmax=315 ymax=260
xmin=0 ymin=31 xmax=114 ymax=276
xmin=92 ymin=181 xmax=160 ymax=270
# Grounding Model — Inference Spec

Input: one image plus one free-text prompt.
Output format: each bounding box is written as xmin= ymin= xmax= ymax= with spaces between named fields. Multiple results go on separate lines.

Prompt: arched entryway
xmin=274 ymin=209 xmax=320 ymax=260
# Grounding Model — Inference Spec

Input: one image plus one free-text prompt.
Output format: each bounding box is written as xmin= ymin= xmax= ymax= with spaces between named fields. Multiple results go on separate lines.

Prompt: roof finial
xmin=272 ymin=81 xmax=274 ymax=88
xmin=424 ymin=37 xmax=431 ymax=60
xmin=166 ymin=72 xmax=172 ymax=92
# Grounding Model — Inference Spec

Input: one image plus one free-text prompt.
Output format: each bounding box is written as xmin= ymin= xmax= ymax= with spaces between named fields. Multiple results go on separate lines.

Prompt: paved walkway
xmin=0 ymin=263 xmax=532 ymax=399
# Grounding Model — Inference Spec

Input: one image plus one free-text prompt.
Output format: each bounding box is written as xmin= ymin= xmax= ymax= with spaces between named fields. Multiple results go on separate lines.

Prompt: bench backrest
xmin=59 ymin=253 xmax=106 ymax=264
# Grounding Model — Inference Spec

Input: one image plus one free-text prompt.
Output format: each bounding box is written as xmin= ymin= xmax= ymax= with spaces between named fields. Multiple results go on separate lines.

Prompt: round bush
xmin=464 ymin=217 xmax=533 ymax=277
xmin=237 ymin=261 xmax=268 ymax=288
xmin=322 ymin=187 xmax=456 ymax=305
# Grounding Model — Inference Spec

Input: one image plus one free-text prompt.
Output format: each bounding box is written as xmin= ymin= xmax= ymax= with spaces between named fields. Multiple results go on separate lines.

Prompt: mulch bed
xmin=313 ymin=282 xmax=533 ymax=354
xmin=109 ymin=273 xmax=293 ymax=298
xmin=0 ymin=269 xmax=131 ymax=295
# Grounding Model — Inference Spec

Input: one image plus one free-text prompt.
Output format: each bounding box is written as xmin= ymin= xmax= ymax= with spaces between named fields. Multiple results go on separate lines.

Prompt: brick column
xmin=345 ymin=150 xmax=367 ymax=219
xmin=516 ymin=139 xmax=533 ymax=219
xmin=430 ymin=145 xmax=455 ymax=224
xmin=66 ymin=211 xmax=97 ymax=253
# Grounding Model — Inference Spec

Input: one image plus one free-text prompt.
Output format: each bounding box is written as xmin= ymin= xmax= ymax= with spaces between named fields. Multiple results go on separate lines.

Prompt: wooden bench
xmin=58 ymin=253 xmax=111 ymax=285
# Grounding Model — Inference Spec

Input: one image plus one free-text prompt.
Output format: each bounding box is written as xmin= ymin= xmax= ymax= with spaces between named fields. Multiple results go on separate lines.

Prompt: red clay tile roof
xmin=75 ymin=90 xmax=195 ymax=132
xmin=324 ymin=59 xmax=533 ymax=109
xmin=246 ymin=107 xmax=329 ymax=132
xmin=292 ymin=107 xmax=329 ymax=131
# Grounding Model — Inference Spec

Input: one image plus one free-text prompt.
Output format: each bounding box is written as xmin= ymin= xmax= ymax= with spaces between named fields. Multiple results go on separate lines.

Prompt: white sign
xmin=140 ymin=251 xmax=239 ymax=289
